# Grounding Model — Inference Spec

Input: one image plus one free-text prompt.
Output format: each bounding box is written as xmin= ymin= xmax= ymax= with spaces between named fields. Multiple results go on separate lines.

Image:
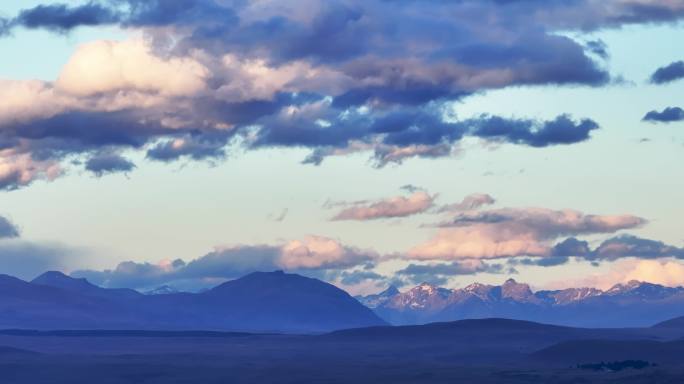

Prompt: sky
xmin=0 ymin=0 xmax=683 ymax=294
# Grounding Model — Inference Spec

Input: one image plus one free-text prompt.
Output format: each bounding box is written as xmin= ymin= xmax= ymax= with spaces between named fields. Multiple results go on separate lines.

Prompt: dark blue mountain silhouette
xmin=0 ymin=271 xmax=386 ymax=332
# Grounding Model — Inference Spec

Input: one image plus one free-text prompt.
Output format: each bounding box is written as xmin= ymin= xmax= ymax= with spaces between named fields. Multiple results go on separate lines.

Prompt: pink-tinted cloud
xmin=332 ymin=191 xmax=436 ymax=221
xmin=0 ymin=153 xmax=61 ymax=190
xmin=279 ymin=235 xmax=375 ymax=269
xmin=410 ymin=207 xmax=646 ymax=260
xmin=552 ymin=259 xmax=684 ymax=290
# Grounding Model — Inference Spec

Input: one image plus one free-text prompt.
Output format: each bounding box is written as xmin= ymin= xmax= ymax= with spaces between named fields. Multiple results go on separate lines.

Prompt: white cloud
xmin=56 ymin=39 xmax=209 ymax=97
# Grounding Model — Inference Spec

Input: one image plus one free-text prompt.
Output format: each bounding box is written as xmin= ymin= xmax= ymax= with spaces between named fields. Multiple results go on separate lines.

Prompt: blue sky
xmin=0 ymin=0 xmax=683 ymax=294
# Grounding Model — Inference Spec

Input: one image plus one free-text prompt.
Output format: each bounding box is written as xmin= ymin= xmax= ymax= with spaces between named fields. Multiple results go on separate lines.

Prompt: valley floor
xmin=0 ymin=322 xmax=683 ymax=384
xmin=1 ymin=352 xmax=683 ymax=384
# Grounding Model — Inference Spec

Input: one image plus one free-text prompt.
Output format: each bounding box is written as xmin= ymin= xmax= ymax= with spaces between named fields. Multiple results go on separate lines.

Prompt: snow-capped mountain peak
xmin=145 ymin=285 xmax=180 ymax=295
xmin=359 ymin=279 xmax=684 ymax=327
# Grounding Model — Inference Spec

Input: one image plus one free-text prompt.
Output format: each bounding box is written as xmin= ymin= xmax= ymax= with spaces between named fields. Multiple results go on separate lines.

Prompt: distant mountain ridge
xmin=1 ymin=270 xmax=385 ymax=332
xmin=358 ymin=279 xmax=684 ymax=327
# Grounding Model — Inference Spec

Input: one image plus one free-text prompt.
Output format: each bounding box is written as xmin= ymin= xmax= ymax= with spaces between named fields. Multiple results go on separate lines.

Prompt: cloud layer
xmin=72 ymin=235 xmax=376 ymax=289
xmin=411 ymin=207 xmax=646 ymax=260
xmin=4 ymin=0 xmax=683 ymax=188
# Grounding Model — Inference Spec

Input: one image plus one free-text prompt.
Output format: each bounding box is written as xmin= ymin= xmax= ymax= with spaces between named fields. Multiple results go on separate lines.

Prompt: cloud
xmin=14 ymin=3 xmax=120 ymax=32
xmin=396 ymin=260 xmax=508 ymax=286
xmin=410 ymin=207 xmax=646 ymax=260
xmin=642 ymin=106 xmax=684 ymax=123
xmin=331 ymin=191 xmax=435 ymax=221
xmin=85 ymin=152 xmax=135 ymax=176
xmin=585 ymin=39 xmax=609 ymax=59
xmin=4 ymin=0 xmax=684 ymax=188
xmin=468 ymin=114 xmax=599 ymax=147
xmin=146 ymin=132 xmax=231 ymax=162
xmin=437 ymin=193 xmax=496 ymax=213
xmin=272 ymin=208 xmax=288 ymax=222
xmin=56 ymin=39 xmax=209 ymax=97
xmin=399 ymin=184 xmax=424 ymax=193
xmin=0 ymin=17 xmax=10 ymax=36
xmin=620 ymin=259 xmax=684 ymax=287
xmin=333 ymin=270 xmax=384 ymax=286
xmin=0 ymin=240 xmax=80 ymax=280
xmin=511 ymin=256 xmax=570 ymax=268
xmin=514 ymin=234 xmax=684 ymax=266
xmin=9 ymin=0 xmax=684 ymax=34
xmin=551 ymin=237 xmax=591 ymax=257
xmin=72 ymin=235 xmax=377 ymax=289
xmin=279 ymin=235 xmax=375 ymax=269
xmin=0 ymin=153 xmax=62 ymax=190
xmin=0 ymin=216 xmax=19 ymax=238
xmin=650 ymin=61 xmax=684 ymax=84
xmin=558 ymin=259 xmax=684 ymax=290
xmin=297 ymin=112 xmax=599 ymax=166
xmin=590 ymin=235 xmax=684 ymax=260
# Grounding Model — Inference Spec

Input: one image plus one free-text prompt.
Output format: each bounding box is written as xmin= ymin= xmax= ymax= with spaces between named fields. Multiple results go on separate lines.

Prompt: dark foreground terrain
xmin=2 ymin=318 xmax=684 ymax=383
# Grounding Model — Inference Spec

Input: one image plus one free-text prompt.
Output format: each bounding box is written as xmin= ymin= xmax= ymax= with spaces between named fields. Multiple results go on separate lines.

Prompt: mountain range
xmin=0 ymin=270 xmax=385 ymax=332
xmin=358 ymin=279 xmax=684 ymax=327
xmin=4 ymin=269 xmax=684 ymax=332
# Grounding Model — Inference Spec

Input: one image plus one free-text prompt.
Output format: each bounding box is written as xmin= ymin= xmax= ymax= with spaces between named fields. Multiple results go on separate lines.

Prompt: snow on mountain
xmin=360 ymin=279 xmax=684 ymax=327
xmin=385 ymin=283 xmax=451 ymax=311
xmin=145 ymin=285 xmax=180 ymax=295
xmin=356 ymin=286 xmax=399 ymax=308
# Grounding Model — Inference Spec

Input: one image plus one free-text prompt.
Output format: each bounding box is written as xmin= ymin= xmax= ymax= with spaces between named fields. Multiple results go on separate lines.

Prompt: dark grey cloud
xmin=585 ymin=39 xmax=608 ymax=59
xmin=511 ymin=256 xmax=569 ymax=267
xmin=0 ymin=216 xmax=20 ymax=239
xmin=6 ymin=110 xmax=171 ymax=159
xmin=399 ymin=184 xmax=425 ymax=193
xmin=650 ymin=61 xmax=684 ymax=84
xmin=85 ymin=152 xmax=136 ymax=176
xmin=333 ymin=270 xmax=385 ymax=286
xmin=469 ymin=114 xmax=599 ymax=147
xmin=9 ymin=1 xmax=684 ymax=34
xmin=396 ymin=261 xmax=508 ymax=285
xmin=551 ymin=237 xmax=591 ymax=257
xmin=146 ymin=131 xmax=232 ymax=162
xmin=525 ymin=235 xmax=684 ymax=264
xmin=643 ymin=107 xmax=684 ymax=123
xmin=590 ymin=235 xmax=684 ymax=260
xmin=259 ymin=108 xmax=600 ymax=166
xmin=14 ymin=2 xmax=120 ymax=32
xmin=10 ymin=0 xmax=237 ymax=32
